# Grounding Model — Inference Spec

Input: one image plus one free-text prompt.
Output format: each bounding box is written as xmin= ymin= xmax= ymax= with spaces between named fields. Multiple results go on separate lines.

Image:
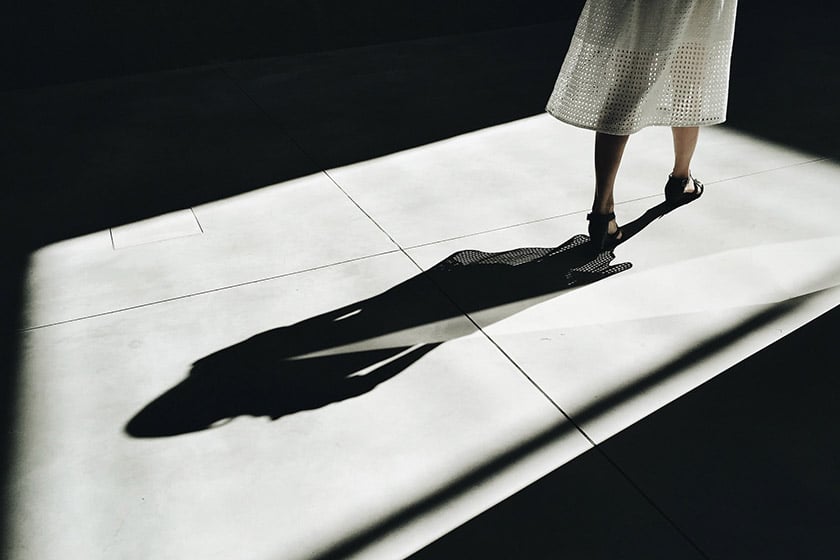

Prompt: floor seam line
xmin=468 ymin=318 xmax=711 ymax=558
xmin=21 ymin=250 xmax=400 ymax=332
xmin=592 ymin=443 xmax=712 ymax=559
xmin=401 ymin=197 xmax=662 ymax=251
xmin=406 ymin=258 xmax=600 ymax=447
xmin=190 ymin=207 xmax=205 ymax=233
xmin=322 ymin=169 xmax=405 ymax=253
xmin=698 ymin=156 xmax=827 ymax=184
xmin=404 ymin=211 xmax=596 ymax=250
xmin=480 ymin=330 xmax=597 ymax=444
xmin=218 ymin=65 xmax=404 ymax=253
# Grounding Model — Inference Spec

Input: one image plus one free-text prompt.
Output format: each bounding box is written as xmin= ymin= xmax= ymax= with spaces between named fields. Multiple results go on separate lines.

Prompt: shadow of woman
xmin=126 ymin=233 xmax=642 ymax=438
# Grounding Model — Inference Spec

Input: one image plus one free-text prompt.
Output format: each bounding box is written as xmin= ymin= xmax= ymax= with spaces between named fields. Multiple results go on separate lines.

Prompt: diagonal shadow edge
xmin=311 ymin=285 xmax=839 ymax=560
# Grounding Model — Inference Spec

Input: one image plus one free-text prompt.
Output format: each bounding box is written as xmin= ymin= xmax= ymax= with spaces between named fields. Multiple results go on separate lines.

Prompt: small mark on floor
xmin=110 ymin=209 xmax=203 ymax=249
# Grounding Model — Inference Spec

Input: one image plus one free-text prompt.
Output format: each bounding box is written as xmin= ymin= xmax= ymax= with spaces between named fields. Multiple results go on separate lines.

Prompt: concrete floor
xmin=3 ymin=20 xmax=839 ymax=560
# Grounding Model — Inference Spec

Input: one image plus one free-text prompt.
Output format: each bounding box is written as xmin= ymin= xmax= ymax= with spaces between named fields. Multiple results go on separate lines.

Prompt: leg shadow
xmin=126 ymin=235 xmax=631 ymax=438
xmin=617 ymin=198 xmax=684 ymax=244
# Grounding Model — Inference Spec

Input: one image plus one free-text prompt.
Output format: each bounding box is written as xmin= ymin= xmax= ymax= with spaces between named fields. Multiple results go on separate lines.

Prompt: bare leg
xmin=672 ymin=126 xmax=699 ymax=191
xmin=593 ymin=131 xmax=630 ymax=233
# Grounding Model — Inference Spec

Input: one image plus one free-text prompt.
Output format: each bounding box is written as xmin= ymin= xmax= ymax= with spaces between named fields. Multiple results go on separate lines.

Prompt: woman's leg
xmin=672 ymin=126 xmax=699 ymax=187
xmin=593 ymin=132 xmax=630 ymax=233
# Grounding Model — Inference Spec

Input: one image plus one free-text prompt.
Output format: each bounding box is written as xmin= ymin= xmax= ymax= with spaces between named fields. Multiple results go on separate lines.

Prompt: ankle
xmin=671 ymin=168 xmax=691 ymax=179
xmin=591 ymin=203 xmax=614 ymax=215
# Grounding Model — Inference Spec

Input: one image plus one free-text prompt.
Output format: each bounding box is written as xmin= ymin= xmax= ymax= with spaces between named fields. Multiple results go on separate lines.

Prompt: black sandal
xmin=586 ymin=211 xmax=623 ymax=252
xmin=664 ymin=173 xmax=704 ymax=205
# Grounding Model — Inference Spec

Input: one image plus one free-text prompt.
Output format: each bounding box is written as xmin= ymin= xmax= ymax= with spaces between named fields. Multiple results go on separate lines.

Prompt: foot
xmin=671 ymin=172 xmax=700 ymax=194
xmin=587 ymin=211 xmax=623 ymax=252
xmin=665 ymin=173 xmax=704 ymax=204
xmin=590 ymin=208 xmax=622 ymax=238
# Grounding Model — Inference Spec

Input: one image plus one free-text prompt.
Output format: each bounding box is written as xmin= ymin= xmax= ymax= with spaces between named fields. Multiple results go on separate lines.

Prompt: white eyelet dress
xmin=546 ymin=0 xmax=738 ymax=136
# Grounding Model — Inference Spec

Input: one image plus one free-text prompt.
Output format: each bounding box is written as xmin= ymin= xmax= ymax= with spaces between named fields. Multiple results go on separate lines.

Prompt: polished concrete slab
xmin=327 ymin=117 xmax=595 ymax=247
xmin=327 ymin=116 xmax=820 ymax=248
xmin=23 ymin=173 xmax=397 ymax=328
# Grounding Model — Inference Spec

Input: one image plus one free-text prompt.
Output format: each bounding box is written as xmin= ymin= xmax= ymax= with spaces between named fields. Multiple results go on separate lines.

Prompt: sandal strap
xmin=692 ymin=177 xmax=704 ymax=194
xmin=587 ymin=211 xmax=616 ymax=222
xmin=667 ymin=174 xmax=690 ymax=187
xmin=665 ymin=173 xmax=703 ymax=200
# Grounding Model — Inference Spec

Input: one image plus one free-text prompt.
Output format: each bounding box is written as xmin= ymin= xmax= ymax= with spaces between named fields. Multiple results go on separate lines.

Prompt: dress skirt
xmin=546 ymin=0 xmax=738 ymax=135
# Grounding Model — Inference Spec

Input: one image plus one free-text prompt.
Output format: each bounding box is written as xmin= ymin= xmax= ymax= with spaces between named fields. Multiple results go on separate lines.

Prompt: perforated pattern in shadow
xmin=438 ymin=234 xmax=590 ymax=269
xmin=546 ymin=0 xmax=738 ymax=135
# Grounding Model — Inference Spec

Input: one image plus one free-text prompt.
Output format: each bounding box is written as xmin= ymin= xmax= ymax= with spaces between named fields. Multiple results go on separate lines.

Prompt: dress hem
xmin=544 ymin=108 xmax=727 ymax=136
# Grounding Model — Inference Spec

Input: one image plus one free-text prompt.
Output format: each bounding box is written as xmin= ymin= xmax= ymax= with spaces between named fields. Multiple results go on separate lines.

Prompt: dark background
xmin=3 ymin=0 xmax=585 ymax=92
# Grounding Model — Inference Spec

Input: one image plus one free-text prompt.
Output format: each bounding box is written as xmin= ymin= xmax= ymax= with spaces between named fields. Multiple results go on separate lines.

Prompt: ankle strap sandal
xmin=586 ymin=211 xmax=623 ymax=253
xmin=664 ymin=173 xmax=704 ymax=205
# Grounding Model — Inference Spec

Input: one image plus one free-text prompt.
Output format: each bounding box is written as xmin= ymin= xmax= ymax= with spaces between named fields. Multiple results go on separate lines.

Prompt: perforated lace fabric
xmin=546 ymin=0 xmax=738 ymax=135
